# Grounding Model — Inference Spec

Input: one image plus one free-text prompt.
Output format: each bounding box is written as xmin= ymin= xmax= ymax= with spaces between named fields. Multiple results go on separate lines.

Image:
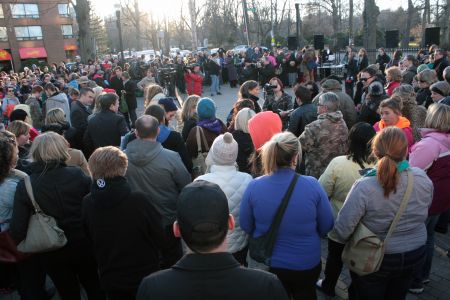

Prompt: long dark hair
xmin=347 ymin=122 xmax=376 ymax=169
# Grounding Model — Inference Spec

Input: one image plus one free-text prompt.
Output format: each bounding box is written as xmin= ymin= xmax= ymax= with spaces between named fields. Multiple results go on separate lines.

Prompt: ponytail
xmin=377 ymin=156 xmax=399 ymax=197
xmin=261 ymin=132 xmax=300 ymax=175
xmin=372 ymin=127 xmax=408 ymax=198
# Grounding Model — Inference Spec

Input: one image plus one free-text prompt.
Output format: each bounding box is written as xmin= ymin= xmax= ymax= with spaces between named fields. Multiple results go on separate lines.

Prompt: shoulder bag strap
xmin=24 ymin=176 xmax=42 ymax=214
xmin=199 ymin=127 xmax=209 ymax=152
xmin=384 ymin=170 xmax=414 ymax=242
xmin=195 ymin=126 xmax=202 ymax=154
xmin=265 ymin=173 xmax=299 ymax=255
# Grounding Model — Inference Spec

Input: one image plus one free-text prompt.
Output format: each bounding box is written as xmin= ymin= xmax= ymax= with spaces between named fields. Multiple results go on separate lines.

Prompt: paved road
xmin=2 ymin=85 xmax=450 ymax=300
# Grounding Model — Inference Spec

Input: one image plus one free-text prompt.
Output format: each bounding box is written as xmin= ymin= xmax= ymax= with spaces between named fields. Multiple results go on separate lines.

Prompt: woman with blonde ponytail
xmin=240 ymin=132 xmax=333 ymax=300
xmin=333 ymin=127 xmax=433 ymax=300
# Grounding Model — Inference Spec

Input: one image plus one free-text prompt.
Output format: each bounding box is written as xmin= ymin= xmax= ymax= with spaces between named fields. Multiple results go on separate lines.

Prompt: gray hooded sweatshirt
xmin=46 ymin=92 xmax=71 ymax=125
xmin=125 ymin=139 xmax=191 ymax=226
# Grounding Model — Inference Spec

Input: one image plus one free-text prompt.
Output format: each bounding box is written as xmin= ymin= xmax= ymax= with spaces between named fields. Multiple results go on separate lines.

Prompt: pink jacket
xmin=409 ymin=129 xmax=450 ymax=170
xmin=410 ymin=129 xmax=450 ymax=215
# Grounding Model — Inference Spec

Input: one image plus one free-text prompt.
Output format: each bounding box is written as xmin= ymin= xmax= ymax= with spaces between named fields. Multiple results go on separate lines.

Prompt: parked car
xmin=233 ymin=45 xmax=249 ymax=54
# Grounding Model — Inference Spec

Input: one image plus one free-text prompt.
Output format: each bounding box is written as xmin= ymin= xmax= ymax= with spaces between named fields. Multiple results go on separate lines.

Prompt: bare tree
xmin=362 ymin=0 xmax=379 ymax=49
xmin=71 ymin=0 xmax=95 ymax=62
xmin=401 ymin=0 xmax=415 ymax=47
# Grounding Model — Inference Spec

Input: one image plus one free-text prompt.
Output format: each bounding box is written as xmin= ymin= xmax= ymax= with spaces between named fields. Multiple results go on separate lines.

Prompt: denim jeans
xmin=349 ymin=245 xmax=426 ymax=300
xmin=210 ymin=74 xmax=219 ymax=94
xmin=412 ymin=215 xmax=439 ymax=286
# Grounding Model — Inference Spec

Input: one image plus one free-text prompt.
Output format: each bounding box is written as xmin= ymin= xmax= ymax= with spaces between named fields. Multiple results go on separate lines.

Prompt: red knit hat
xmin=248 ymin=111 xmax=282 ymax=150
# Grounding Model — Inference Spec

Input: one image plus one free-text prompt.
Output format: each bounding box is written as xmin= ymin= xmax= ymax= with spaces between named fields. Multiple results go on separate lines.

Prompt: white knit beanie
xmin=206 ymin=133 xmax=238 ymax=166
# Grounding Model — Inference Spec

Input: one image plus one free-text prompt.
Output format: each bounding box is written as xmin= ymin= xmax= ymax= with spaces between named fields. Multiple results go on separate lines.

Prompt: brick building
xmin=0 ymin=0 xmax=78 ymax=72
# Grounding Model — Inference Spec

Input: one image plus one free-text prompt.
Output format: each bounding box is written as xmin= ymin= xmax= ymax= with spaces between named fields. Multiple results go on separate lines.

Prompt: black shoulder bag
xmin=248 ymin=173 xmax=299 ymax=266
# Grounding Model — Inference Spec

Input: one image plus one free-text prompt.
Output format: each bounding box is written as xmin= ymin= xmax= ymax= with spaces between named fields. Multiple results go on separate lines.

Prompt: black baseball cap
xmin=177 ymin=181 xmax=229 ymax=243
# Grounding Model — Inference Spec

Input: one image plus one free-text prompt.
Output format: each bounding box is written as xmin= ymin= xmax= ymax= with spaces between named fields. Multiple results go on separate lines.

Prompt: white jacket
xmin=195 ymin=165 xmax=252 ymax=253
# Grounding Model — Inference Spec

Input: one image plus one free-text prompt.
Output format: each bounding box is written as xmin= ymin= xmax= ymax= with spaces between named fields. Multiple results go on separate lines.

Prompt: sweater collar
xmin=364 ymin=160 xmax=409 ymax=177
xmin=172 ymin=253 xmax=240 ymax=271
xmin=379 ymin=116 xmax=410 ymax=130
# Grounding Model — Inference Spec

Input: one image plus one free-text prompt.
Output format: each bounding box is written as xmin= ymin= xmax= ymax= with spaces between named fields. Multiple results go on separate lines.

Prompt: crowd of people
xmin=0 ymin=43 xmax=449 ymax=300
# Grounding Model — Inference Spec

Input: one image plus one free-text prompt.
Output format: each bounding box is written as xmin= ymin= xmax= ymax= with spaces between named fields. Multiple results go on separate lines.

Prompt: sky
xmin=92 ymin=0 xmax=408 ymax=19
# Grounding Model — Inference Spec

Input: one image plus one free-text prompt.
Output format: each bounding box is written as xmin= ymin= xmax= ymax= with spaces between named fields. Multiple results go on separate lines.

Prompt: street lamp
xmin=294 ymin=0 xmax=302 ymax=49
xmin=115 ymin=5 xmax=125 ymax=63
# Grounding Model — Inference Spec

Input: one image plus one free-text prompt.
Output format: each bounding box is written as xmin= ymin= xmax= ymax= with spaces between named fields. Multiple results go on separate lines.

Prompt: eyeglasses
xmin=360 ymin=77 xmax=373 ymax=82
xmin=419 ymin=80 xmax=427 ymax=83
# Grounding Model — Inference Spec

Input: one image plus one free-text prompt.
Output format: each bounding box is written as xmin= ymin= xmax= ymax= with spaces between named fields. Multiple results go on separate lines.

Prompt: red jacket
xmin=427 ymin=153 xmax=450 ymax=215
xmin=184 ymin=72 xmax=203 ymax=96
xmin=385 ymin=81 xmax=401 ymax=97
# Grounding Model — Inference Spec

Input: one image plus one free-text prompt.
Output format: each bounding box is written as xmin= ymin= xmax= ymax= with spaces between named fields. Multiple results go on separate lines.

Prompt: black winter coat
xmin=416 ymin=88 xmax=433 ymax=108
xmin=232 ymin=130 xmax=254 ymax=174
xmin=182 ymin=118 xmax=197 ymax=141
xmin=70 ymin=101 xmax=92 ymax=149
xmin=83 ymin=176 xmax=166 ymax=294
xmin=10 ymin=162 xmax=91 ymax=243
xmin=288 ymin=103 xmax=317 ymax=137
xmin=84 ymin=110 xmax=128 ymax=157
xmin=124 ymin=80 xmax=138 ymax=110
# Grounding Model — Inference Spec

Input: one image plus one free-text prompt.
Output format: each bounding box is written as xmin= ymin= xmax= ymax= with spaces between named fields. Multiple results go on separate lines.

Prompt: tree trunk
xmin=363 ymin=0 xmax=379 ymax=49
xmin=188 ymin=0 xmax=198 ymax=50
xmin=443 ymin=0 xmax=450 ymax=46
xmin=421 ymin=0 xmax=431 ymax=46
xmin=134 ymin=0 xmax=141 ymax=51
xmin=401 ymin=0 xmax=414 ymax=47
xmin=74 ymin=0 xmax=95 ymax=63
xmin=349 ymin=0 xmax=353 ymax=43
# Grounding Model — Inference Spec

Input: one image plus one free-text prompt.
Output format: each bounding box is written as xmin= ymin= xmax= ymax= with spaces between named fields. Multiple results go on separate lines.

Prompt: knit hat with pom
xmin=205 ymin=132 xmax=238 ymax=166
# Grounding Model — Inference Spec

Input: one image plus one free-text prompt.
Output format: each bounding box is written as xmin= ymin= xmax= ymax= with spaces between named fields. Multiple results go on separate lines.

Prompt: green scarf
xmin=364 ymin=160 xmax=409 ymax=177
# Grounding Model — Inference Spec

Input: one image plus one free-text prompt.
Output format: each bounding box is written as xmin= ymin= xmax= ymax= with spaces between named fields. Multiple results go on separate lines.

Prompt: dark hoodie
xmin=125 ymin=139 xmax=191 ymax=226
xmin=82 ymin=176 xmax=166 ymax=294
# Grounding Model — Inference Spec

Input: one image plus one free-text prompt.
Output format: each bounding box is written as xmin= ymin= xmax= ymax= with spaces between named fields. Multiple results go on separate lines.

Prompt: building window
xmin=61 ymin=25 xmax=75 ymax=38
xmin=14 ymin=26 xmax=43 ymax=40
xmin=58 ymin=4 xmax=70 ymax=17
xmin=10 ymin=4 xmax=39 ymax=18
xmin=0 ymin=27 xmax=7 ymax=41
xmin=0 ymin=5 xmax=4 ymax=18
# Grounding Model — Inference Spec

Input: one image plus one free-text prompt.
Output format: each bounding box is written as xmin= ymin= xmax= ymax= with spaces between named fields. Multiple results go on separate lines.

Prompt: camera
xmin=263 ymin=83 xmax=277 ymax=95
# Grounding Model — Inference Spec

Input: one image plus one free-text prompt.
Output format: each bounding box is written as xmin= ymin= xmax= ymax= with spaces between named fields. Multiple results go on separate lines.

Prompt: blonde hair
xmin=261 ymin=132 xmax=301 ymax=175
xmin=30 ymin=132 xmax=70 ymax=163
xmin=181 ymin=95 xmax=200 ymax=122
xmin=144 ymin=84 xmax=164 ymax=108
xmin=425 ymin=103 xmax=450 ymax=132
xmin=88 ymin=146 xmax=128 ymax=179
xmin=45 ymin=108 xmax=66 ymax=125
xmin=386 ymin=66 xmax=402 ymax=82
xmin=7 ymin=120 xmax=30 ymax=138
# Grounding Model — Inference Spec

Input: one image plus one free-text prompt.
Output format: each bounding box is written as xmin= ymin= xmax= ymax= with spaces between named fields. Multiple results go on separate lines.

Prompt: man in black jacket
xmin=109 ymin=66 xmax=124 ymax=95
xmin=70 ymin=87 xmax=94 ymax=151
xmin=122 ymin=71 xmax=138 ymax=128
xmin=84 ymin=93 xmax=128 ymax=157
xmin=137 ymin=181 xmax=289 ymax=300
xmin=433 ymin=48 xmax=449 ymax=81
xmin=258 ymin=57 xmax=275 ymax=86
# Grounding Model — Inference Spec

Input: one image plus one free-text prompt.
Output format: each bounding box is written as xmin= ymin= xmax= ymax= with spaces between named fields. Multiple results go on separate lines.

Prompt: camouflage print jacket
xmin=299 ymin=111 xmax=349 ymax=179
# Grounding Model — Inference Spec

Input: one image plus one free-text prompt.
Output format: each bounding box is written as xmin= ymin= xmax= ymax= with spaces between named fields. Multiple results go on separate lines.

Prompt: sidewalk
xmin=317 ymin=230 xmax=450 ymax=300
